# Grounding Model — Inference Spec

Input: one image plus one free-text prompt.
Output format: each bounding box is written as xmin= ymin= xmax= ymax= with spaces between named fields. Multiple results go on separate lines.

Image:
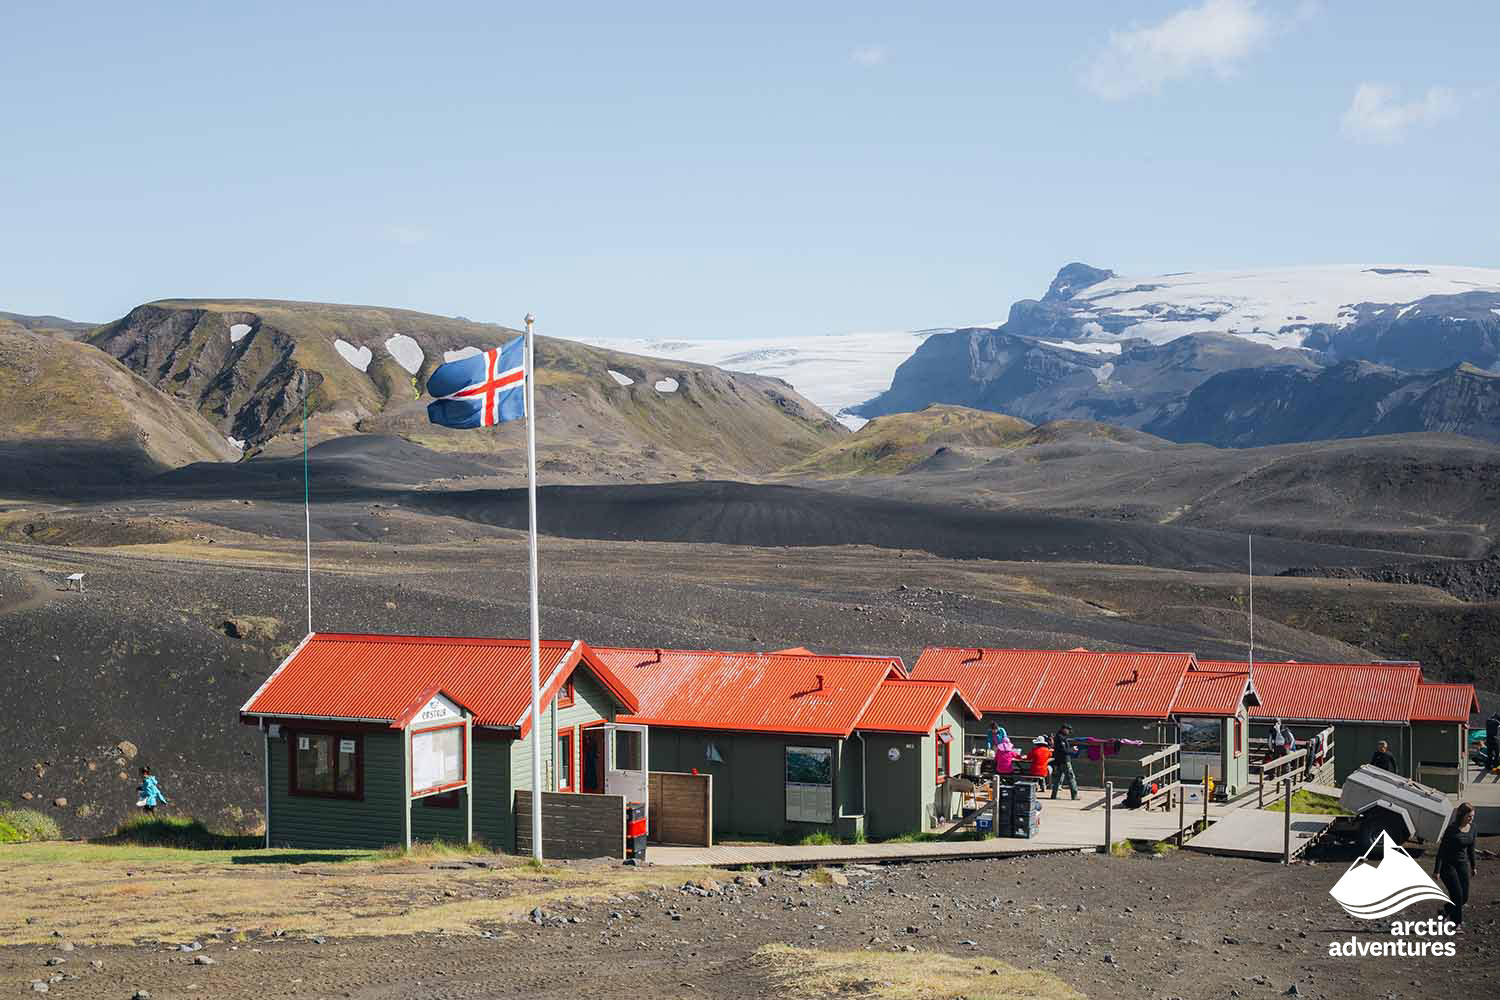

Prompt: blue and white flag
xmin=425 ymin=337 xmax=526 ymax=428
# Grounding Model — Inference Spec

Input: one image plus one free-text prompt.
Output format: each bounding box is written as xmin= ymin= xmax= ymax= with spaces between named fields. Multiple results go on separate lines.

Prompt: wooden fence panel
xmin=514 ymin=790 xmax=624 ymax=859
xmin=647 ymin=771 xmax=712 ymax=847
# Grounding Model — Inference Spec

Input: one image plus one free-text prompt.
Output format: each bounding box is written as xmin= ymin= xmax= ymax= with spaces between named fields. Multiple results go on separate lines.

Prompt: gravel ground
xmin=4 ymin=851 xmax=1497 ymax=999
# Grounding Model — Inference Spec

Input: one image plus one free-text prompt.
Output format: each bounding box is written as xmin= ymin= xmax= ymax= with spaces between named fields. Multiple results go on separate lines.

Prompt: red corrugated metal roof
xmin=240 ymin=633 xmax=638 ymax=732
xmin=1411 ymin=682 xmax=1480 ymax=723
xmin=857 ymin=678 xmax=979 ymax=734
xmin=910 ymin=648 xmax=1194 ymax=719
xmin=1201 ymin=660 xmax=1420 ymax=724
xmin=592 ymin=647 xmax=905 ymax=737
xmin=1172 ymin=668 xmax=1254 ymax=717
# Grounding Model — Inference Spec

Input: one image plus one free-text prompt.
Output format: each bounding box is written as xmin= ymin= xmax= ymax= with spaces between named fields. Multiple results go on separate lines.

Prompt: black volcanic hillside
xmin=1149 ymin=362 xmax=1500 ymax=446
xmin=88 ymin=299 xmax=845 ymax=479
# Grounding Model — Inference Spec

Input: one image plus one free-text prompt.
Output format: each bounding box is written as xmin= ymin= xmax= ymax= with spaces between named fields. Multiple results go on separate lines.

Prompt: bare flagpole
xmin=524 ymin=313 xmax=544 ymax=861
xmin=1247 ymin=534 xmax=1254 ymax=672
xmin=303 ymin=371 xmax=313 ymax=636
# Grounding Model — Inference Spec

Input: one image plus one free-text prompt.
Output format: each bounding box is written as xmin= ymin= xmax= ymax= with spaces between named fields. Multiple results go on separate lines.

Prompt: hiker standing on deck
xmin=137 ymin=766 xmax=168 ymax=813
xmin=1051 ymin=724 xmax=1079 ymax=800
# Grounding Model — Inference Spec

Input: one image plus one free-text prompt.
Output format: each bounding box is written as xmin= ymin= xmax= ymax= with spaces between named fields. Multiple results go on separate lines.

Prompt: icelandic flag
xmin=425 ymin=337 xmax=526 ymax=429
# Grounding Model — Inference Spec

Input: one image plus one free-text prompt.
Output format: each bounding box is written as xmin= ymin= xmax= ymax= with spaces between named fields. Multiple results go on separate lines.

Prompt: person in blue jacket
xmin=137 ymin=766 xmax=168 ymax=813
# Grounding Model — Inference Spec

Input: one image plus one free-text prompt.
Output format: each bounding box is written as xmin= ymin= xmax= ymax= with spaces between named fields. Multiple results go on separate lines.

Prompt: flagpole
xmin=1247 ymin=534 xmax=1254 ymax=672
xmin=524 ymin=312 xmax=543 ymax=862
xmin=303 ymin=371 xmax=313 ymax=637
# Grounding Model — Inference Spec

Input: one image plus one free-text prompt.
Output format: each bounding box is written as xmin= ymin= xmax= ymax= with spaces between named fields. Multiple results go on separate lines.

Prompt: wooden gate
xmin=647 ymin=771 xmax=712 ymax=846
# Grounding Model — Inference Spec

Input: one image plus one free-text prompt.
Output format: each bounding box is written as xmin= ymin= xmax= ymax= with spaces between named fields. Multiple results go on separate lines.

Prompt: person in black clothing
xmin=1369 ymin=741 xmax=1398 ymax=773
xmin=1051 ymin=724 xmax=1079 ymax=800
xmin=1434 ymin=801 xmax=1477 ymax=926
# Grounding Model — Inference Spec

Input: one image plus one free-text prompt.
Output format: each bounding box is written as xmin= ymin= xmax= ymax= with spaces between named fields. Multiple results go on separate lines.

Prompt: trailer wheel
xmin=1358 ymin=809 xmax=1408 ymax=851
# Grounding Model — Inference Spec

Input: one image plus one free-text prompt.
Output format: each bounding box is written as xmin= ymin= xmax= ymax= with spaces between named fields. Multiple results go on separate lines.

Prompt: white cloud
xmin=1083 ymin=0 xmax=1271 ymax=100
xmin=1341 ymin=83 xmax=1459 ymax=144
xmin=851 ymin=45 xmax=886 ymax=67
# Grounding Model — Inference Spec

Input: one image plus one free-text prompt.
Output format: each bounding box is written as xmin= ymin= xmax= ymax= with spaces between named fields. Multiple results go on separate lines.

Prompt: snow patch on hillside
xmin=229 ymin=323 xmax=252 ymax=343
xmin=443 ymin=346 xmax=483 ymax=363
xmin=607 ymin=369 xmax=634 ymax=386
xmin=334 ymin=339 xmax=372 ymax=372
xmin=654 ymin=377 xmax=679 ymax=393
xmin=384 ymin=334 xmax=424 ymax=374
xmin=575 ymin=328 xmax=954 ymax=429
xmin=1042 ymin=339 xmax=1120 ymax=356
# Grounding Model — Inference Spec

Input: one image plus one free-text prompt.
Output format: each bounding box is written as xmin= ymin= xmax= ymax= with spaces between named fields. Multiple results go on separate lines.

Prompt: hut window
xmin=557 ymin=679 xmax=575 ymax=709
xmin=615 ymin=729 xmax=642 ymax=770
xmin=290 ymin=732 xmax=361 ymax=798
xmin=936 ymin=727 xmax=952 ymax=784
xmin=558 ymin=731 xmax=574 ymax=790
xmin=1234 ymin=718 xmax=1244 ymax=757
xmin=785 ymin=746 xmax=833 ymax=824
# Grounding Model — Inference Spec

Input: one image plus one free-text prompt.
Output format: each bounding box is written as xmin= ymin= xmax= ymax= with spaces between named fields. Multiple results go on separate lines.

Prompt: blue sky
xmin=3 ymin=1 xmax=1496 ymax=340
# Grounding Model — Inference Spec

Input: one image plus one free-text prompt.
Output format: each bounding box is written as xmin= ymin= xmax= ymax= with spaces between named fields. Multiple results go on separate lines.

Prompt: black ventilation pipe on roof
xmin=960 ymin=648 xmax=983 ymax=666
xmin=633 ymin=648 xmax=663 ymax=669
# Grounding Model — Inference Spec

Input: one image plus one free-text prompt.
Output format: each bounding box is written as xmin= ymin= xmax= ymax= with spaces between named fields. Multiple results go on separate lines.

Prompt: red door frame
xmin=580 ymin=720 xmax=607 ymax=794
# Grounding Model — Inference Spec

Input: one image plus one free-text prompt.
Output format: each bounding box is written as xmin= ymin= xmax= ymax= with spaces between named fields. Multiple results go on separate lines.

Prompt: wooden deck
xmin=646 ymin=838 xmax=1086 ymax=867
xmin=1184 ymin=807 xmax=1336 ymax=860
xmin=647 ymin=789 xmax=1233 ymax=868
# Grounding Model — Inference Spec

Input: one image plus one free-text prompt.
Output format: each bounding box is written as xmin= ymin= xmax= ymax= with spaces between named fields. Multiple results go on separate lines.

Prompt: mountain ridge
xmin=856 ymin=262 xmax=1500 ymax=447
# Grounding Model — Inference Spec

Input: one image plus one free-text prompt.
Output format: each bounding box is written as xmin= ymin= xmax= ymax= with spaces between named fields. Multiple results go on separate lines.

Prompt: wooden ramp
xmin=1185 ymin=808 xmax=1335 ymax=860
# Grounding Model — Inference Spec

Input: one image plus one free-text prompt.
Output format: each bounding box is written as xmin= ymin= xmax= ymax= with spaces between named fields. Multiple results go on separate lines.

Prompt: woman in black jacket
xmin=1434 ymin=802 xmax=1477 ymax=926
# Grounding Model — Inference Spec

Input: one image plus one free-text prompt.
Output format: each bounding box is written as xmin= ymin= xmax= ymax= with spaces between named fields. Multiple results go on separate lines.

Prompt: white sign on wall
xmin=339 ymin=739 xmax=356 ymax=755
xmin=411 ymin=725 xmax=463 ymax=795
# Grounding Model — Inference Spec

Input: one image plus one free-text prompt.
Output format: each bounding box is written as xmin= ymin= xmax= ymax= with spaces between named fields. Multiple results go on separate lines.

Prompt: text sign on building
xmin=408 ymin=692 xmax=468 ymax=799
xmin=415 ymin=693 xmax=461 ymax=727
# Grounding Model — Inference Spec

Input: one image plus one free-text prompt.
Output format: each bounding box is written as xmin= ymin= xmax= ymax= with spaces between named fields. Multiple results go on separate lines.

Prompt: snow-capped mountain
xmin=855 ymin=262 xmax=1500 ymax=447
xmin=1036 ymin=263 xmax=1500 ymax=352
xmin=573 ymin=329 xmax=969 ymax=429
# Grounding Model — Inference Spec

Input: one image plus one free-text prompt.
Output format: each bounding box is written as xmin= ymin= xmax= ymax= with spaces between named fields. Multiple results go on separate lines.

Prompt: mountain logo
xmin=1328 ymin=831 xmax=1450 ymax=919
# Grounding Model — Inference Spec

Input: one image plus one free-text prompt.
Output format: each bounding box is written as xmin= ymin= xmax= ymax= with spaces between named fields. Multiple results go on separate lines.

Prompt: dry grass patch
xmin=0 ymin=842 xmax=699 ymax=946
xmin=755 ymin=944 xmax=1085 ymax=1000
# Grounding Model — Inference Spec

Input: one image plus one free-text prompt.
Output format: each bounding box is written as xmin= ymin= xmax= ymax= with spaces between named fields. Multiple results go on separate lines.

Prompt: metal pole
xmin=1104 ymin=780 xmax=1113 ymax=853
xmin=1247 ymin=534 xmax=1254 ymax=672
xmin=303 ymin=372 xmax=313 ymax=636
xmin=525 ymin=313 xmax=543 ymax=862
xmin=989 ymin=775 xmax=999 ymax=838
xmin=1203 ymin=778 xmax=1210 ymax=826
xmin=1177 ymin=784 xmax=1185 ymax=844
xmin=1282 ymin=777 xmax=1292 ymax=864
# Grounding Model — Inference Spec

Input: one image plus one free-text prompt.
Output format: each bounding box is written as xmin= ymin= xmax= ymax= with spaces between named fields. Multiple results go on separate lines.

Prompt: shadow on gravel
xmin=229 ymin=852 xmax=364 ymax=866
xmin=93 ymin=816 xmax=261 ymax=851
